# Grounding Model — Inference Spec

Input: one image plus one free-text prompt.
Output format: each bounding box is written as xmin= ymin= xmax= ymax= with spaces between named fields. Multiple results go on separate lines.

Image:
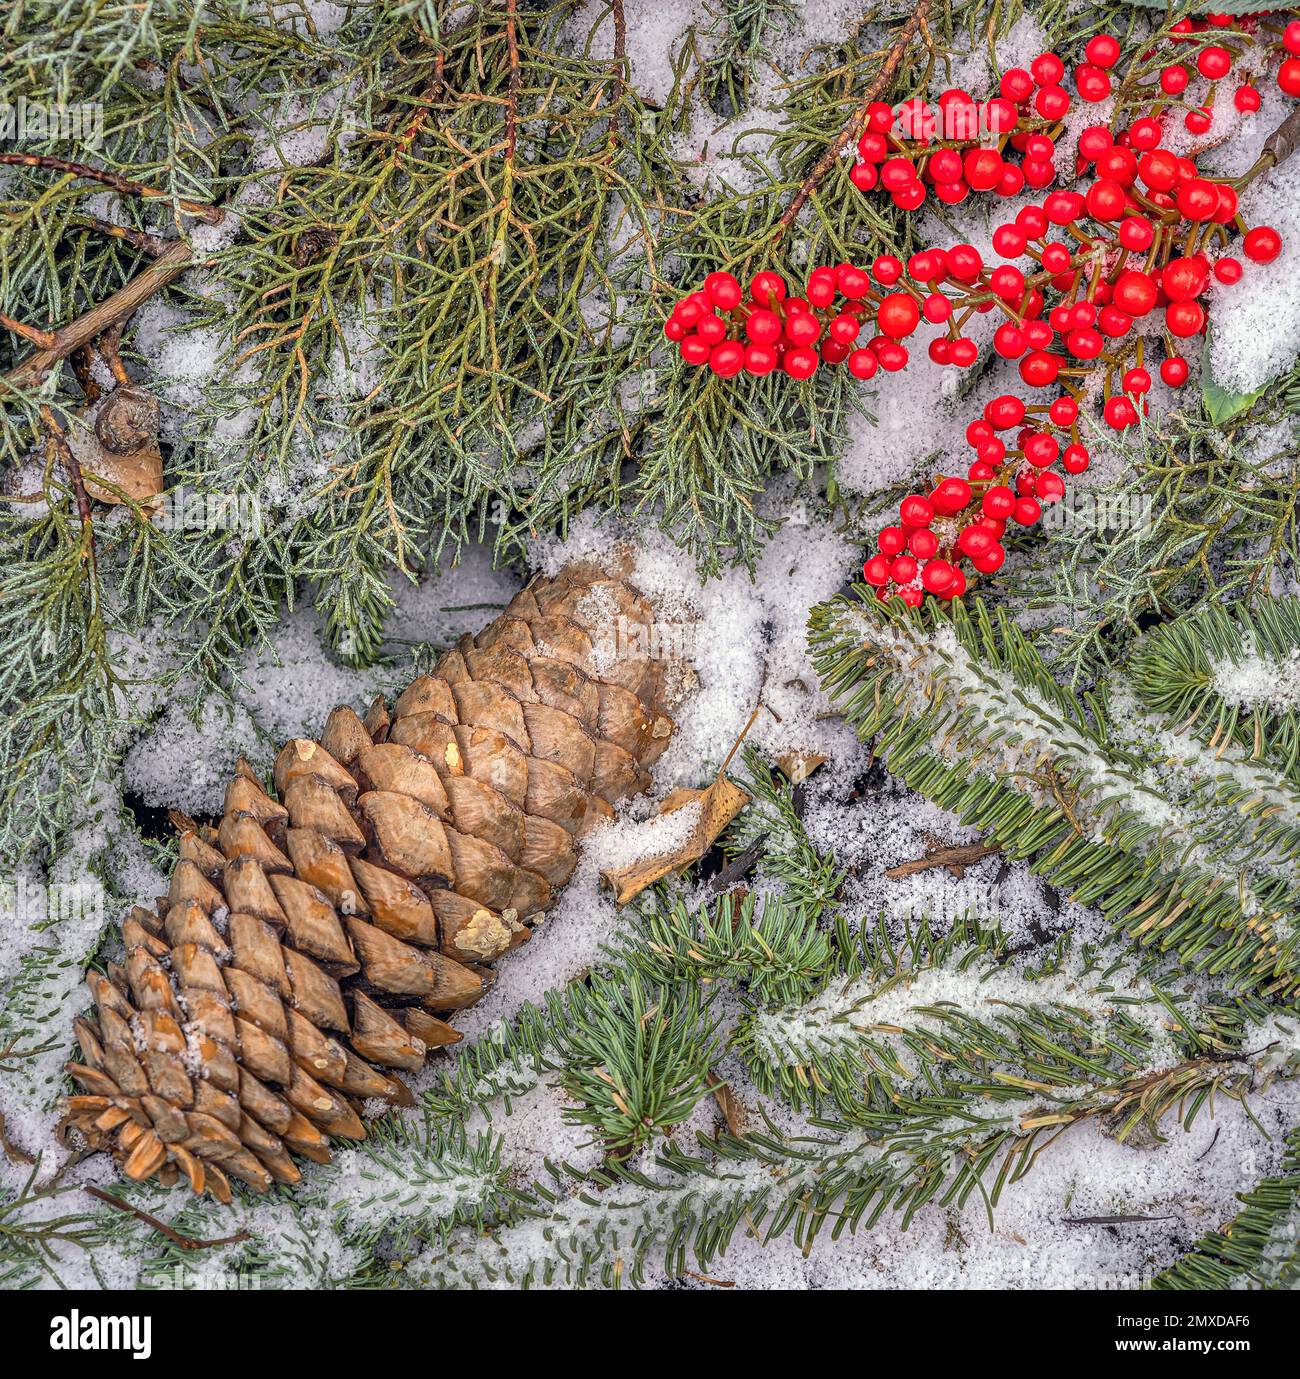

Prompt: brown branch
xmin=3 ymin=238 xmax=192 ymax=391
xmin=0 ymin=312 xmax=56 ymax=349
xmin=78 ymin=215 xmax=170 ymax=257
xmin=608 ymin=0 xmax=628 ymax=142
xmin=773 ymin=0 xmax=932 ymax=242
xmin=0 ymin=152 xmax=223 ymax=224
xmin=40 ymin=405 xmax=96 ymax=567
xmin=84 ymin=1187 xmax=252 ymax=1251
xmin=503 ymin=0 xmax=521 ymax=162
xmin=885 ymin=834 xmax=1000 ymax=880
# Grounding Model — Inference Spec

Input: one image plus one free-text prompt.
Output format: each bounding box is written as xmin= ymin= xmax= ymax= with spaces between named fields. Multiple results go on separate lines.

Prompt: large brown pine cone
xmin=64 ymin=561 xmax=679 ymax=1201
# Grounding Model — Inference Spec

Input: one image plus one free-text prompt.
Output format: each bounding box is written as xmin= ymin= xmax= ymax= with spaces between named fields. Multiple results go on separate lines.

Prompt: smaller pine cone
xmin=65 ymin=561 xmax=681 ymax=1200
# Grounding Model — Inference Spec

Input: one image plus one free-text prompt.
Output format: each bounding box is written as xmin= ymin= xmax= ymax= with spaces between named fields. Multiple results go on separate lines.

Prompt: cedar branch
xmin=609 ymin=0 xmax=628 ymax=142
xmin=0 ymin=152 xmax=223 ymax=224
xmin=3 ymin=239 xmax=192 ymax=391
xmin=504 ymin=0 xmax=521 ymax=162
xmin=773 ymin=0 xmax=932 ymax=241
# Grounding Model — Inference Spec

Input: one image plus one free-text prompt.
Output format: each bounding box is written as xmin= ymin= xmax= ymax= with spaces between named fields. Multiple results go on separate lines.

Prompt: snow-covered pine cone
xmin=64 ymin=561 xmax=680 ymax=1201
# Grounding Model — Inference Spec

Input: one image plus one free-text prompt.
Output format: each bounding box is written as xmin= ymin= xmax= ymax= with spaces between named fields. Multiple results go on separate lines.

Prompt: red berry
xmin=1104 ymin=396 xmax=1139 ymax=429
xmin=827 ymin=313 xmax=860 ymax=345
xmin=1129 ymin=118 xmax=1162 ymax=151
xmin=877 ymin=293 xmax=922 ymax=339
xmin=1066 ymin=327 xmax=1104 ymax=361
xmin=847 ymin=348 xmax=879 ymax=380
xmin=950 ymin=338 xmax=978 ymax=367
xmin=1118 ymin=217 xmax=1154 ymax=252
xmin=680 ymin=335 xmax=711 ymax=366
xmin=989 ymin=265 xmax=1026 ymax=301
xmin=985 ymin=394 xmax=1026 ymax=429
xmin=957 ymin=525 xmax=995 ymax=559
xmin=1286 ymin=21 xmax=1300 ymax=56
xmin=1243 ymin=226 xmax=1282 ymax=264
xmin=849 ymin=162 xmax=878 ymax=192
xmin=1024 ymin=432 xmax=1060 ymax=467
xmin=1076 ymin=66 xmax=1111 ymax=102
xmin=746 ymin=309 xmax=782 ymax=345
xmin=928 ymin=338 xmax=952 ymax=365
xmin=1177 ymin=179 xmax=1220 ymax=222
xmin=933 ymin=477 xmax=972 ymax=514
xmin=1036 ymin=473 xmax=1066 ymax=503
xmin=1123 ymin=366 xmax=1152 ymax=395
xmin=1096 ymin=146 xmax=1138 ymax=186
xmin=878 ymin=526 xmax=906 ymax=555
xmin=1279 ymin=58 xmax=1300 ymax=97
xmin=783 ymin=346 xmax=819 ymax=380
xmin=890 ymin=555 xmax=918 ymax=584
xmin=1030 ymin=52 xmax=1065 ymax=85
xmin=864 ymin=554 xmax=890 ymax=585
xmin=881 ymin=157 xmax=917 ymax=192
xmin=1235 ymin=85 xmax=1261 ymax=113
xmin=1079 ymin=125 xmax=1113 ymax=163
xmin=704 ymin=271 xmax=743 ymax=311
xmin=1214 ymin=256 xmax=1242 ymax=284
xmin=857 ymin=132 xmax=889 ymax=162
xmin=837 ymin=264 xmax=871 ymax=299
xmin=1019 ymin=351 xmax=1060 ymax=388
xmin=1185 ymin=107 xmax=1212 ymax=136
xmin=1049 ymin=396 xmax=1078 ymax=427
xmin=1197 ymin=46 xmax=1232 ymax=80
xmin=784 ymin=312 xmax=822 ymax=347
xmin=696 ymin=313 xmax=728 ymax=345
xmin=1012 ymin=497 xmax=1041 ymax=526
xmin=900 ymin=494 xmax=935 ymax=528
xmin=922 ymin=559 xmax=956 ymax=594
xmin=1016 ymin=206 xmax=1048 ymax=239
xmin=867 ymin=101 xmax=895 ymax=133
xmin=993 ymin=323 xmax=1027 ymax=359
xmin=709 ymin=341 xmax=745 ymax=376
xmin=1034 ymin=85 xmax=1070 ymax=120
xmin=1113 ymin=270 xmax=1159 ymax=317
xmin=1160 ymin=65 xmax=1189 ymax=95
xmin=1062 ymin=444 xmax=1090 ymax=474
xmin=1160 ymin=356 xmax=1189 ymax=387
xmin=744 ymin=343 xmax=778 ymax=376
xmin=875 ymin=341 xmax=909 ymax=372
xmin=1085 ymin=34 xmax=1121 ymax=68
xmin=1161 ymin=255 xmax=1209 ymax=302
xmin=1001 ymin=68 xmax=1034 ymax=102
xmin=664 ymin=318 xmax=686 ymax=342
xmin=993 ymin=225 xmax=1027 ymax=258
xmin=972 ymin=543 xmax=1006 ymax=575
xmin=909 ymin=528 xmax=939 ymax=559
xmin=964 ymin=147 xmax=1004 ymax=191
xmin=1165 ymin=300 xmax=1206 ymax=338
xmin=984 ymin=98 xmax=1019 ymax=133
xmin=982 ymin=486 xmax=1016 ymax=520
xmin=749 ymin=271 xmax=786 ymax=306
xmin=1212 ymin=184 xmax=1239 ymax=225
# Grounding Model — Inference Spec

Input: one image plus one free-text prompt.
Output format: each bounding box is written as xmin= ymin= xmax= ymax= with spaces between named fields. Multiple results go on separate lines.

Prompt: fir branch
xmin=1154 ymin=1123 xmax=1300 ymax=1290
xmin=810 ymin=590 xmax=1300 ymax=999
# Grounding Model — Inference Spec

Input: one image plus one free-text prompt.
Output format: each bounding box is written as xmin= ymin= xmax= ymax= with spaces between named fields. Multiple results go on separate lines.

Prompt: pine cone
xmin=65 ymin=562 xmax=680 ymax=1201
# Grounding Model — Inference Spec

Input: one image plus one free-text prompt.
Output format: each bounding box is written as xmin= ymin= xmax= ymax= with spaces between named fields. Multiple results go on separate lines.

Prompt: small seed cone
xmin=65 ymin=561 xmax=680 ymax=1201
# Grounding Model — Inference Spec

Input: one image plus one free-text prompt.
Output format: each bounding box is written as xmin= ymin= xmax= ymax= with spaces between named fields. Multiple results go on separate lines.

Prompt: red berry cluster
xmin=665 ymin=21 xmax=1296 ymax=607
xmin=663 ymin=266 xmax=908 ymax=380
